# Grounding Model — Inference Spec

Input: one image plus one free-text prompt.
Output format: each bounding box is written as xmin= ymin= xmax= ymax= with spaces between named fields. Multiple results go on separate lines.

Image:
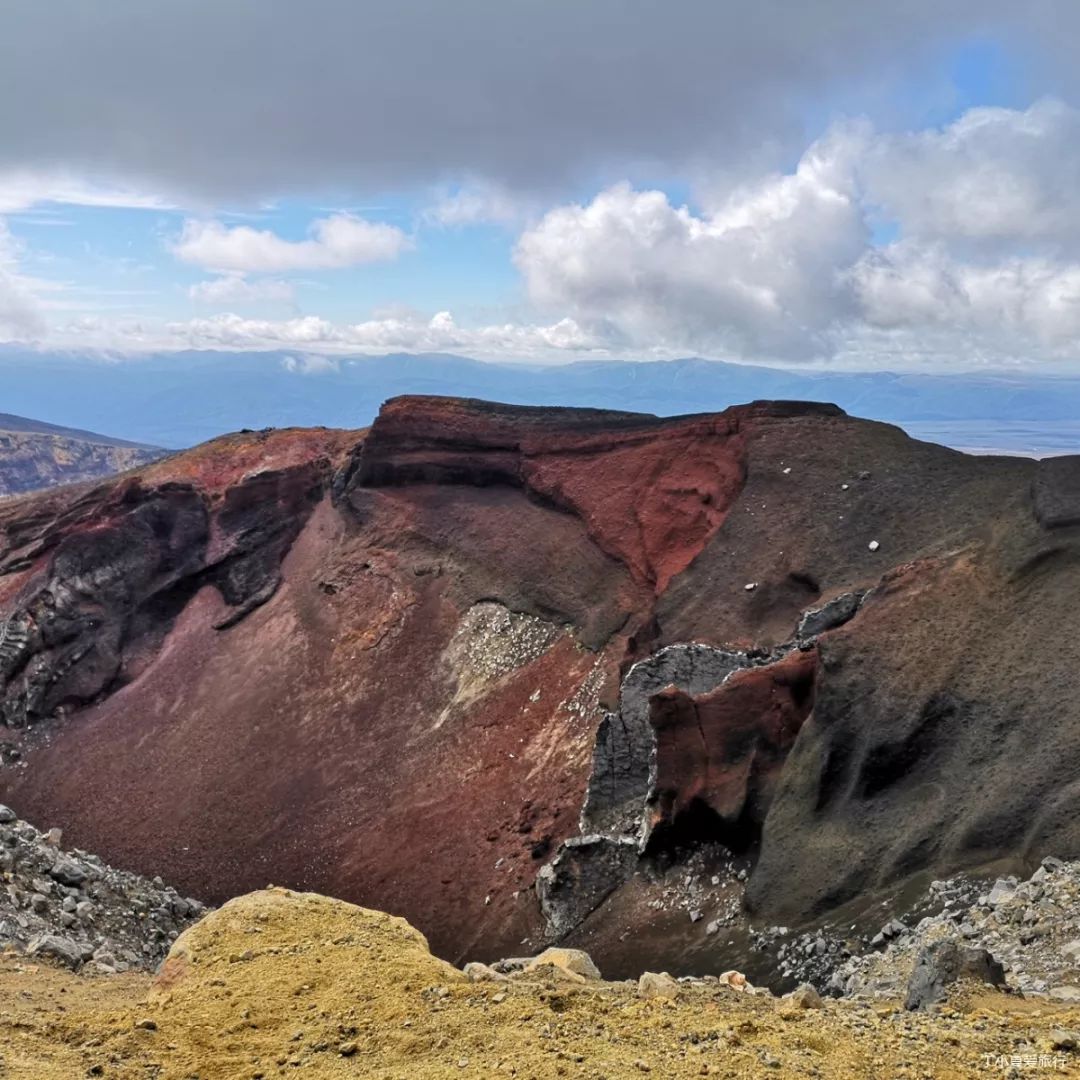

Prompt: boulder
xmin=27 ymin=933 xmax=83 ymax=969
xmin=782 ymin=983 xmax=824 ymax=1009
xmin=718 ymin=970 xmax=756 ymax=993
xmin=904 ymin=940 xmax=1006 ymax=1011
xmin=1050 ymin=1029 xmax=1079 ymax=1052
xmin=524 ymin=947 xmax=601 ymax=981
xmin=643 ymin=649 xmax=817 ymax=847
xmin=638 ymin=971 xmax=680 ymax=1000
xmin=48 ymin=855 xmax=88 ymax=887
xmin=535 ymin=836 xmax=638 ymax=941
xmin=152 ymin=888 xmax=461 ymax=1004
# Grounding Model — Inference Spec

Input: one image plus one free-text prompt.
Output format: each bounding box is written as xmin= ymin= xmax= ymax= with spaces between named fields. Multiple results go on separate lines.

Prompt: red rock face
xmin=646 ymin=648 xmax=817 ymax=842
xmin=4 ymin=395 xmax=1080 ymax=973
xmin=521 ymin=420 xmax=747 ymax=593
xmin=359 ymin=396 xmax=753 ymax=593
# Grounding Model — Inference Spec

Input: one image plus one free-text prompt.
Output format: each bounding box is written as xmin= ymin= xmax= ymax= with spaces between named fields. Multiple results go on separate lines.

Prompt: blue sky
xmin=3 ymin=39 xmax=1017 ymax=322
xmin=5 ymin=193 xmax=527 ymax=331
xmin=4 ymin=2 xmax=1080 ymax=372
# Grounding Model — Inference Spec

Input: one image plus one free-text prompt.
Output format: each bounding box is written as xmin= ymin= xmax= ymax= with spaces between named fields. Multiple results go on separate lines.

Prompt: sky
xmin=6 ymin=2 xmax=1080 ymax=371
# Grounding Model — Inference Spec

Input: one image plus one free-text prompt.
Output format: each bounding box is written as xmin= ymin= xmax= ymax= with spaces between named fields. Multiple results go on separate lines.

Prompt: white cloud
xmin=863 ymin=99 xmax=1080 ymax=249
xmin=173 ymin=214 xmax=411 ymax=273
xmin=0 ymin=172 xmax=173 ymax=213
xmin=507 ymin=102 xmax=1080 ymax=366
xmin=159 ymin=309 xmax=601 ymax=358
xmin=281 ymin=353 xmax=340 ymax=375
xmin=423 ymin=183 xmax=526 ymax=228
xmin=13 ymin=99 xmax=1080 ymax=372
xmin=189 ymin=274 xmax=295 ymax=305
xmin=851 ymin=242 xmax=1080 ymax=347
xmin=0 ymin=220 xmax=46 ymax=338
xmin=514 ymin=126 xmax=867 ymax=359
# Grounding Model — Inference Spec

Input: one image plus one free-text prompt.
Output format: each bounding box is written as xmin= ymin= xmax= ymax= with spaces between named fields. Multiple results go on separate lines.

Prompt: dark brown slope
xmin=0 ymin=396 xmax=1078 ymax=975
xmin=0 ymin=413 xmax=163 ymax=497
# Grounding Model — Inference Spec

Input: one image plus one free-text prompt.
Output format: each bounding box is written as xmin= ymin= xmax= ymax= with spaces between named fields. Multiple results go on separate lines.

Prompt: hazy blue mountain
xmin=3 ymin=346 xmax=1080 ymax=455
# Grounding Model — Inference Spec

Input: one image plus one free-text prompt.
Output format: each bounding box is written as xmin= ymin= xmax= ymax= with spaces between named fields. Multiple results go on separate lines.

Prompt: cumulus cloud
xmin=851 ymin=243 xmax=1080 ymax=348
xmin=515 ymin=127 xmax=868 ymax=359
xmin=864 ymin=98 xmax=1080 ymax=249
xmin=173 ymin=215 xmax=410 ymax=273
xmin=189 ymin=274 xmax=295 ymax=305
xmin=508 ymin=101 xmax=1080 ymax=366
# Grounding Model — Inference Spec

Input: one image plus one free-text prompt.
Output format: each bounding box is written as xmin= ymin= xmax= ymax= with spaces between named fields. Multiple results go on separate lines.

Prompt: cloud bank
xmin=2 ymin=0 xmax=1066 ymax=202
xmin=160 ymin=310 xmax=597 ymax=358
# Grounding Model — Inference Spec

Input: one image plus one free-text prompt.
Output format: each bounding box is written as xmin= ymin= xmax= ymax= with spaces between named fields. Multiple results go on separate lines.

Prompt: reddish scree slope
xmin=3 ymin=396 xmax=1080 ymax=970
xmin=0 ymin=401 xmax=762 ymax=960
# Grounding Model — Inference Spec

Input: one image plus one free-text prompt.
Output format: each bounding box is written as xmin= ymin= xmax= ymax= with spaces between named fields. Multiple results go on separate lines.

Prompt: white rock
xmin=718 ymin=970 xmax=754 ymax=993
xmin=525 ymin=948 xmax=601 ymax=980
xmin=987 ymin=879 xmax=1016 ymax=906
xmin=868 ymin=540 xmax=880 ymax=552
xmin=782 ymin=983 xmax=824 ymax=1009
xmin=638 ymin=971 xmax=680 ymax=1000
xmin=463 ymin=961 xmax=505 ymax=983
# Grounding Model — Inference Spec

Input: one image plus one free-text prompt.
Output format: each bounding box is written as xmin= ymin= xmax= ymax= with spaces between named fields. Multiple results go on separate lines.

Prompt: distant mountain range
xmin=0 ymin=412 xmax=162 ymax=497
xmin=3 ymin=346 xmax=1080 ymax=455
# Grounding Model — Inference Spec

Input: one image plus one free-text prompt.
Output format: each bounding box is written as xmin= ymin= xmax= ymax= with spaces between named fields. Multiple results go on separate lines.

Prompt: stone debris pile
xmin=0 ymin=804 xmax=207 ymax=971
xmin=833 ymin=857 xmax=1080 ymax=1003
xmin=644 ymin=845 xmax=747 ymax=927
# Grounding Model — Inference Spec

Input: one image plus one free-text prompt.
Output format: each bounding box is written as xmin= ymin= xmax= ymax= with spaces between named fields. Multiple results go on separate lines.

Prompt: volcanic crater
xmin=2 ymin=395 xmax=1079 ymax=982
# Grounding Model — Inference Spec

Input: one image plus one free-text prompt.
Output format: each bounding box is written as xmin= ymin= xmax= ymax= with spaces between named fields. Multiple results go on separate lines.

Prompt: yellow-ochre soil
xmin=1 ymin=888 xmax=1078 ymax=1079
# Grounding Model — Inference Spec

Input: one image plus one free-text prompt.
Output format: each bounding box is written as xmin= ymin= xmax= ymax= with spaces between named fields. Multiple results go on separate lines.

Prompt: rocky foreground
xmin=0 ymin=804 xmax=207 ymax=972
xmin=2 ymin=806 xmax=1078 ymax=1079
xmin=0 ymin=805 xmax=1079 ymax=1079
xmin=1 ymin=885 xmax=1079 ymax=1080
